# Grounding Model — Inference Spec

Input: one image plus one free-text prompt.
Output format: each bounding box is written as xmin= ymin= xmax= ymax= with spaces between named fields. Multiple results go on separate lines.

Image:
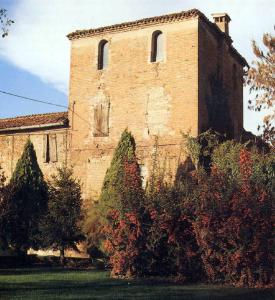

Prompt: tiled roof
xmin=67 ymin=9 xmax=202 ymax=40
xmin=67 ymin=8 xmax=248 ymax=66
xmin=0 ymin=112 xmax=69 ymax=131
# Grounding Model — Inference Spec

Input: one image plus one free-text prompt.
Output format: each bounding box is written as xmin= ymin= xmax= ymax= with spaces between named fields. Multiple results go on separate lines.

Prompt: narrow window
xmin=49 ymin=134 xmax=58 ymax=162
xmin=43 ymin=134 xmax=50 ymax=163
xmin=151 ymin=31 xmax=164 ymax=62
xmin=93 ymin=103 xmax=109 ymax=137
xmin=43 ymin=134 xmax=58 ymax=163
xmin=98 ymin=40 xmax=108 ymax=70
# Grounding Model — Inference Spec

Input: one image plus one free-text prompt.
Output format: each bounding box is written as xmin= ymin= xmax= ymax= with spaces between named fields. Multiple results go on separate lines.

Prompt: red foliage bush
xmin=103 ymin=209 xmax=148 ymax=278
xmin=100 ymin=132 xmax=274 ymax=287
xmin=147 ymin=205 xmax=203 ymax=281
xmin=102 ymin=158 xmax=149 ymax=278
xmin=192 ymin=149 xmax=273 ymax=287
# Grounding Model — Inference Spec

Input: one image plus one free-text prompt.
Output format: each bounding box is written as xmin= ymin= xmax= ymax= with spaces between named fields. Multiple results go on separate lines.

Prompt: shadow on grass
xmin=0 ymin=267 xmax=93 ymax=276
xmin=0 ymin=268 xmax=273 ymax=300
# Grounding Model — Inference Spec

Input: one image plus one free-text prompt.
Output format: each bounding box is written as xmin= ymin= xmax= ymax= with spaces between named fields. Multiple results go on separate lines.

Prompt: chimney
xmin=211 ymin=13 xmax=231 ymax=35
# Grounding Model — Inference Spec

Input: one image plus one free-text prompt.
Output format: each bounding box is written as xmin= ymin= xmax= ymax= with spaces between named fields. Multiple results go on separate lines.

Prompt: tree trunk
xmin=60 ymin=248 xmax=65 ymax=265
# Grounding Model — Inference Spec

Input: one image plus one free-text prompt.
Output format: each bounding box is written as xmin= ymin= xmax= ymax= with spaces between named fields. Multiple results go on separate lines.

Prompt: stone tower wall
xmin=68 ymin=18 xmax=200 ymax=202
xmin=198 ymin=19 xmax=243 ymax=138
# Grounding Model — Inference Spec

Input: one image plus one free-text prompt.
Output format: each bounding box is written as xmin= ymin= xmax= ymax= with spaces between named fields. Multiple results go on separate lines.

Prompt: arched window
xmin=98 ymin=40 xmax=108 ymax=70
xmin=151 ymin=31 xmax=164 ymax=62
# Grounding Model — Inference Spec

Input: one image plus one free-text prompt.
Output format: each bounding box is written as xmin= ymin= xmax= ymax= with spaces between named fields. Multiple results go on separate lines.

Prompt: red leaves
xmin=149 ymin=209 xmax=157 ymax=220
xmin=103 ymin=209 xmax=145 ymax=278
xmin=192 ymin=150 xmax=273 ymax=287
xmin=101 ymin=145 xmax=273 ymax=287
xmin=123 ymin=159 xmax=142 ymax=192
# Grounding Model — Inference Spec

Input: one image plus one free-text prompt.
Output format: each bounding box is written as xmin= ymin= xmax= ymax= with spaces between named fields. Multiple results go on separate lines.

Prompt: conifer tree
xmin=98 ymin=129 xmax=143 ymax=215
xmin=85 ymin=130 xmax=143 ymax=255
xmin=39 ymin=166 xmax=84 ymax=264
xmin=6 ymin=139 xmax=48 ymax=254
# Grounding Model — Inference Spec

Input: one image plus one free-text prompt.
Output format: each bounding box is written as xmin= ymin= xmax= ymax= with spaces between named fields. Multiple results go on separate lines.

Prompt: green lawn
xmin=0 ymin=268 xmax=273 ymax=300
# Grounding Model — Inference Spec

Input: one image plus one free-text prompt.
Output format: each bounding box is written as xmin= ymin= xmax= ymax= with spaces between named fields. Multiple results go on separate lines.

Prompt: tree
xmin=85 ymin=129 xmax=143 ymax=251
xmin=5 ymin=139 xmax=48 ymax=254
xmin=246 ymin=33 xmax=275 ymax=144
xmin=98 ymin=130 xmax=148 ymax=277
xmin=39 ymin=166 xmax=85 ymax=264
xmin=98 ymin=129 xmax=143 ymax=216
xmin=85 ymin=130 xmax=147 ymax=276
xmin=0 ymin=9 xmax=14 ymax=38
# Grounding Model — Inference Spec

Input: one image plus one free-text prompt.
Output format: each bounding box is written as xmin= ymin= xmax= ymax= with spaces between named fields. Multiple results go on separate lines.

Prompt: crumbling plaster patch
xmin=145 ymin=86 xmax=173 ymax=137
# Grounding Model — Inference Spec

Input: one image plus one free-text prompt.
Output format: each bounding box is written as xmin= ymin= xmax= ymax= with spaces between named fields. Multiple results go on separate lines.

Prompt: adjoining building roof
xmin=67 ymin=8 xmax=248 ymax=67
xmin=0 ymin=112 xmax=69 ymax=132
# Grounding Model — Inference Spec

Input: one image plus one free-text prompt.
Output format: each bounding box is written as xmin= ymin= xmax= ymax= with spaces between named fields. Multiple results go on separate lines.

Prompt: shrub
xmin=89 ymin=130 xmax=274 ymax=286
xmin=191 ymin=149 xmax=274 ymax=287
xmin=146 ymin=188 xmax=203 ymax=281
xmin=103 ymin=208 xmax=150 ymax=278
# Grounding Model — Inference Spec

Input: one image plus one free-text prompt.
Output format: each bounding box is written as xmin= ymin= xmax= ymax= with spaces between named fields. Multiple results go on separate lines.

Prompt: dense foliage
xmin=94 ymin=130 xmax=146 ymax=276
xmin=39 ymin=166 xmax=85 ymax=263
xmin=3 ymin=140 xmax=48 ymax=254
xmin=190 ymin=148 xmax=273 ymax=287
xmin=99 ymin=129 xmax=143 ymax=214
xmin=95 ymin=131 xmax=274 ymax=287
xmin=85 ymin=130 xmax=144 ymax=257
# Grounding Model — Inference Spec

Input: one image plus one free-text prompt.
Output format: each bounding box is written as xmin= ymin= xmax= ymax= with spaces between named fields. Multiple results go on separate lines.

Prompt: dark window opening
xmin=151 ymin=30 xmax=164 ymax=62
xmin=43 ymin=134 xmax=57 ymax=163
xmin=98 ymin=40 xmax=109 ymax=70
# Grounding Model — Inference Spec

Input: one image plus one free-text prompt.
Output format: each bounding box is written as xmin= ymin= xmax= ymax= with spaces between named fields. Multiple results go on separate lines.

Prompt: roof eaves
xmin=0 ymin=121 xmax=67 ymax=133
xmin=67 ymin=8 xmax=248 ymax=67
xmin=67 ymin=8 xmax=202 ymax=40
xmin=0 ymin=112 xmax=69 ymax=131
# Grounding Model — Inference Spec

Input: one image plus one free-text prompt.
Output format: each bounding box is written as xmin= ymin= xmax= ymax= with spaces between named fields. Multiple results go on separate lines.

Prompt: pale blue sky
xmin=0 ymin=0 xmax=274 ymax=134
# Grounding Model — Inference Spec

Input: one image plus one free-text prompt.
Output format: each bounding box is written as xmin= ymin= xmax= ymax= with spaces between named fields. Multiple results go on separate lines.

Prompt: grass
xmin=0 ymin=268 xmax=273 ymax=300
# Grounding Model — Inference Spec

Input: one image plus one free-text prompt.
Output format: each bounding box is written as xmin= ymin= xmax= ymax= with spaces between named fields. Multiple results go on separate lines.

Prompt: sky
xmin=0 ymin=0 xmax=274 ymax=134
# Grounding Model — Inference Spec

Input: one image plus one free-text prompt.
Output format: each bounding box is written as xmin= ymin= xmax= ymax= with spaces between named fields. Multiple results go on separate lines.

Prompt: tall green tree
xmin=39 ymin=166 xmax=84 ymax=264
xmin=98 ymin=129 xmax=143 ymax=215
xmin=85 ymin=129 xmax=144 ymax=255
xmin=6 ymin=139 xmax=48 ymax=254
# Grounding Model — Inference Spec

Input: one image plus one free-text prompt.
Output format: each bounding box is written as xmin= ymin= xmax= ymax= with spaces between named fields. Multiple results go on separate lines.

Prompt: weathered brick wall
xmin=0 ymin=16 xmax=245 ymax=207
xmin=68 ymin=18 xmax=200 ymax=203
xmin=198 ymin=19 xmax=243 ymax=138
xmin=0 ymin=129 xmax=69 ymax=182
